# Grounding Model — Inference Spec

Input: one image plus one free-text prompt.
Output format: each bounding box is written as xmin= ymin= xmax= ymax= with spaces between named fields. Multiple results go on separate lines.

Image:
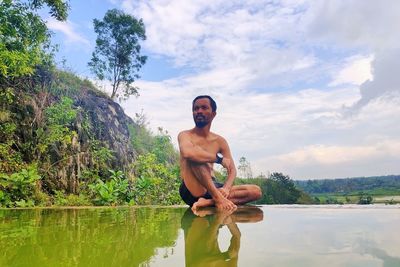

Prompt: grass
xmin=312 ymin=189 xmax=400 ymax=204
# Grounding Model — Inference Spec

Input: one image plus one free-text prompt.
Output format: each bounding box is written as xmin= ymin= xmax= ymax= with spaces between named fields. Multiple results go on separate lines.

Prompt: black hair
xmin=192 ymin=95 xmax=217 ymax=112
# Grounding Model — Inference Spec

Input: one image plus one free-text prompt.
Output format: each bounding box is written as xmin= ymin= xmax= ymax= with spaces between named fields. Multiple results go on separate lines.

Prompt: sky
xmin=43 ymin=0 xmax=400 ymax=180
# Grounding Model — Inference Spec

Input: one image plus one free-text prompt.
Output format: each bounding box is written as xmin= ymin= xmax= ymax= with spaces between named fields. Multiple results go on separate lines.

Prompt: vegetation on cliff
xmin=0 ymin=1 xmax=181 ymax=207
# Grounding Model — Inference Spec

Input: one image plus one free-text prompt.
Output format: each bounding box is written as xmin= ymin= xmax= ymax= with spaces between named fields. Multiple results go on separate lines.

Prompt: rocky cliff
xmin=58 ymin=89 xmax=138 ymax=193
xmin=1 ymin=73 xmax=139 ymax=194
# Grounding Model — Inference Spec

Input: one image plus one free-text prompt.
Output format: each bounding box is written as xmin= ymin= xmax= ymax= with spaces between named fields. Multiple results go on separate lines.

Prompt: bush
xmin=358 ymin=194 xmax=373 ymax=205
xmin=54 ymin=190 xmax=91 ymax=206
xmin=131 ymin=153 xmax=182 ymax=205
xmin=88 ymin=170 xmax=130 ymax=206
xmin=0 ymin=164 xmax=41 ymax=207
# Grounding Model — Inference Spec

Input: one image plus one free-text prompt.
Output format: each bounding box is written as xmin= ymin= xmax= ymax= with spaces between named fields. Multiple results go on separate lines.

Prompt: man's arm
xmin=178 ymin=131 xmax=217 ymax=163
xmin=219 ymin=137 xmax=237 ymax=194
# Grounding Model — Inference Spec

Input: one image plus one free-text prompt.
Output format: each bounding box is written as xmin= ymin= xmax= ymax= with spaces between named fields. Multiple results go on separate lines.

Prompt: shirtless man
xmin=178 ymin=95 xmax=262 ymax=211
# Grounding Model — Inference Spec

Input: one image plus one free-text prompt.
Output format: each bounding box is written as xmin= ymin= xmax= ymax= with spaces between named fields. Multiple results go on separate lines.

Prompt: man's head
xmin=192 ymin=95 xmax=217 ymax=128
xmin=192 ymin=95 xmax=217 ymax=112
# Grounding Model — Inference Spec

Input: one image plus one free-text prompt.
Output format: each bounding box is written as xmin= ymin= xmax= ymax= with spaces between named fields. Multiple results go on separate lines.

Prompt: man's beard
xmin=195 ymin=120 xmax=208 ymax=128
xmin=194 ymin=115 xmax=208 ymax=128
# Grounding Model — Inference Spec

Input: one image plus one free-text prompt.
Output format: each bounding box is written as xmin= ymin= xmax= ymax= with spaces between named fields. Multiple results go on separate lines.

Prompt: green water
xmin=1 ymin=205 xmax=399 ymax=267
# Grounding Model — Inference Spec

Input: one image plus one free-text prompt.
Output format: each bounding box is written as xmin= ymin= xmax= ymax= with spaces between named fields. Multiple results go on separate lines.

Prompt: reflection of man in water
xmin=181 ymin=207 xmax=263 ymax=267
xmin=178 ymin=95 xmax=262 ymax=211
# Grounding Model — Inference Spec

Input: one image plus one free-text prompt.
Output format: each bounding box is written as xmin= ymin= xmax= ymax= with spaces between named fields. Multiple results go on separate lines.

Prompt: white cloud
xmin=254 ymin=96 xmax=400 ymax=179
xmin=46 ymin=18 xmax=90 ymax=46
xmin=329 ymin=55 xmax=374 ymax=87
xmin=110 ymin=0 xmax=400 ymax=179
xmin=306 ymin=1 xmax=400 ymax=109
xmin=259 ymin=139 xmax=400 ymax=179
xmin=353 ymin=49 xmax=400 ymax=109
xmin=306 ymin=0 xmax=400 ymax=50
xmin=272 ymin=141 xmax=400 ymax=166
xmin=122 ymin=0 xmax=311 ymax=71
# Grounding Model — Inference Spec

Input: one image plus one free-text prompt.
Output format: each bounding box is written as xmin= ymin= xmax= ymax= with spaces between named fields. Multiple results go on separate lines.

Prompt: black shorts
xmin=179 ymin=178 xmax=224 ymax=207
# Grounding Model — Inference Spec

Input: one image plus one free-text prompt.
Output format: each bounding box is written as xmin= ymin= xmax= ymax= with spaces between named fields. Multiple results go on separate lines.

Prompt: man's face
xmin=192 ymin=98 xmax=215 ymax=128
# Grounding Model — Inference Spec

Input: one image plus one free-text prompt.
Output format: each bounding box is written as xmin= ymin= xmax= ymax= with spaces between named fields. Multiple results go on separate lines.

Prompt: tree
xmin=358 ymin=194 xmax=373 ymax=205
xmin=268 ymin=172 xmax=301 ymax=204
xmin=238 ymin=156 xmax=253 ymax=179
xmin=0 ymin=0 xmax=68 ymax=83
xmin=0 ymin=1 xmax=47 ymax=80
xmin=29 ymin=0 xmax=69 ymax=21
xmin=88 ymin=9 xmax=147 ymax=100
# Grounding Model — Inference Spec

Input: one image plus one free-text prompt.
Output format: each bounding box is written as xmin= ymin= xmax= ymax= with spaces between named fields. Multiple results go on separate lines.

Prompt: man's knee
xmin=250 ymin=185 xmax=262 ymax=200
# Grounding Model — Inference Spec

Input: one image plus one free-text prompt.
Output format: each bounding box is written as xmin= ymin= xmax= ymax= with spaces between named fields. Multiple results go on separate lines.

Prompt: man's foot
xmin=192 ymin=197 xmax=214 ymax=212
xmin=215 ymin=197 xmax=237 ymax=211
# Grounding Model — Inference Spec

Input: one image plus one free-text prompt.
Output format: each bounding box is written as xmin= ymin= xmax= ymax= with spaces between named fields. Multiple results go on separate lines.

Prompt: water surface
xmin=1 ymin=205 xmax=399 ymax=267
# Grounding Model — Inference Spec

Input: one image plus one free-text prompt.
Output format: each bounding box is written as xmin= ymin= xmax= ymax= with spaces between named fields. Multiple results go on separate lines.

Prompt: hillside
xmin=295 ymin=175 xmax=400 ymax=195
xmin=0 ymin=70 xmax=180 ymax=207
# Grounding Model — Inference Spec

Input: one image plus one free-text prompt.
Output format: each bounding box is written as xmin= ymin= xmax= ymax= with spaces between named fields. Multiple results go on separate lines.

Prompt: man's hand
xmin=218 ymin=187 xmax=231 ymax=198
xmin=215 ymin=197 xmax=237 ymax=211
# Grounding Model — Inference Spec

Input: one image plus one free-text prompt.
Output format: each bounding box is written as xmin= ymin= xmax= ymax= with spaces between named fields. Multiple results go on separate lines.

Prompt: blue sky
xmin=44 ymin=0 xmax=400 ymax=179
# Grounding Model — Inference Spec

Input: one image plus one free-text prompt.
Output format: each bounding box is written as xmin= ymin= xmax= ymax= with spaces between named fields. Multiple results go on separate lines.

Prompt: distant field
xmin=373 ymin=195 xmax=400 ymax=203
xmin=312 ymin=191 xmax=400 ymax=204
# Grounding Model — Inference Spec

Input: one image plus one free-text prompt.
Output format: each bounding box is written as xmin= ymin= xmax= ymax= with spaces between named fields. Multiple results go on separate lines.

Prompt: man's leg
xmin=187 ymin=162 xmax=236 ymax=211
xmin=192 ymin=198 xmax=214 ymax=211
xmin=228 ymin=185 xmax=262 ymax=205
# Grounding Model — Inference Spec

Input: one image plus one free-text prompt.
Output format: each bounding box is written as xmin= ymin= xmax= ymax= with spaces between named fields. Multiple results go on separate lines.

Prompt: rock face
xmin=75 ymin=90 xmax=136 ymax=168
xmin=53 ymin=90 xmax=137 ymax=193
xmin=1 ymin=69 xmax=141 ymax=194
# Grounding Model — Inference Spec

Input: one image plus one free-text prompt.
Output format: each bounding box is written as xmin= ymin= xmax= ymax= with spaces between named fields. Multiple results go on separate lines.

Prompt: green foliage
xmin=296 ymin=191 xmax=316 ymax=204
xmin=0 ymin=165 xmax=41 ymax=207
xmin=129 ymin=114 xmax=178 ymax=165
xmin=385 ymin=199 xmax=396 ymax=205
xmin=324 ymin=197 xmax=343 ymax=205
xmin=0 ymin=2 xmax=178 ymax=207
xmin=296 ymin=175 xmax=400 ymax=194
xmin=296 ymin=175 xmax=400 ymax=205
xmin=89 ymin=141 xmax=115 ymax=171
xmin=131 ymin=153 xmax=182 ymax=205
xmin=0 ymin=141 xmax=24 ymax=173
xmin=311 ymin=193 xmax=382 ymax=205
xmin=53 ymin=190 xmax=91 ymax=206
xmin=128 ymin=122 xmax=153 ymax=154
xmin=358 ymin=194 xmax=373 ymax=205
xmin=36 ymin=96 xmax=77 ymax=156
xmin=89 ymin=170 xmax=130 ymax=206
xmin=0 ymin=87 xmax=15 ymax=106
xmin=0 ymin=0 xmax=68 ymax=90
xmin=0 ymin=0 xmax=50 ymax=80
xmin=236 ymin=172 xmax=311 ymax=204
xmin=29 ymin=0 xmax=69 ymax=21
xmin=0 ymin=190 xmax=11 ymax=207
xmin=33 ymin=190 xmax=51 ymax=206
xmin=0 ymin=88 xmax=23 ymax=173
xmin=45 ymin=96 xmax=77 ymax=125
xmin=14 ymin=199 xmax=35 ymax=207
xmin=152 ymin=128 xmax=179 ymax=164
xmin=88 ymin=8 xmax=147 ymax=100
xmin=48 ymin=70 xmax=106 ymax=97
xmin=269 ymin=172 xmax=301 ymax=204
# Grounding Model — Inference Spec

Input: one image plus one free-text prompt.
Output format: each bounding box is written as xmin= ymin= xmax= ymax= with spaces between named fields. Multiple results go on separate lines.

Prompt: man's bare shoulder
xmin=178 ymin=129 xmax=192 ymax=138
xmin=178 ymin=129 xmax=195 ymax=144
xmin=210 ymin=132 xmax=228 ymax=144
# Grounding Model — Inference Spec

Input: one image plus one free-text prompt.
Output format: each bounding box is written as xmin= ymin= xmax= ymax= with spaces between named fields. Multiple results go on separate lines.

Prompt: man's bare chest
xmin=191 ymin=137 xmax=220 ymax=153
